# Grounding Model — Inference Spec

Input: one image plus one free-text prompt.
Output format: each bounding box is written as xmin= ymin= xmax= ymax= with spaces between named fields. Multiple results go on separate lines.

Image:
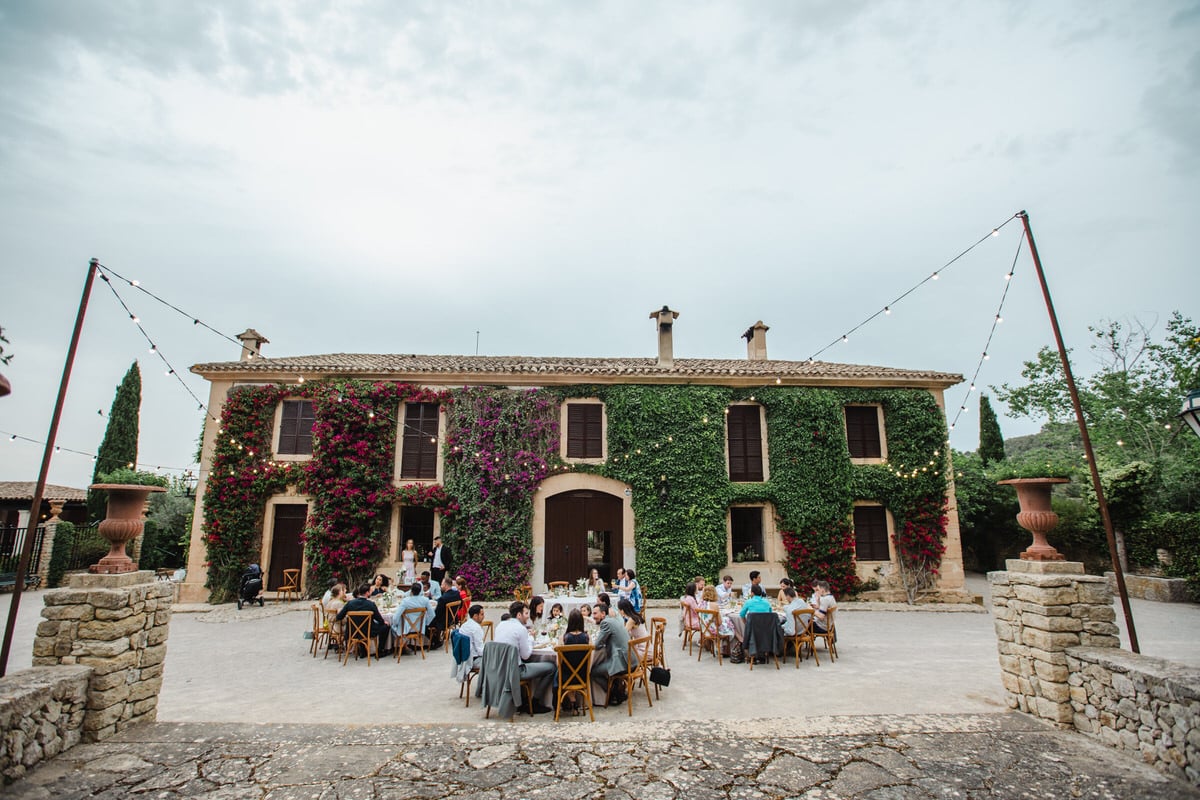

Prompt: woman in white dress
xmin=401 ymin=539 xmax=418 ymax=584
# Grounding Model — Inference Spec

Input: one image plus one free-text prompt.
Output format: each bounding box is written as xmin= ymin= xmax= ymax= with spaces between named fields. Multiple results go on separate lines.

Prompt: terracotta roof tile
xmin=0 ymin=482 xmax=87 ymax=502
xmin=191 ymin=353 xmax=962 ymax=388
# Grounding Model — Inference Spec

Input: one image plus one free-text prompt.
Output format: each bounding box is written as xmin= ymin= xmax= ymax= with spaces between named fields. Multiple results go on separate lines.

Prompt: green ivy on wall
xmin=201 ymin=378 xmax=951 ymax=604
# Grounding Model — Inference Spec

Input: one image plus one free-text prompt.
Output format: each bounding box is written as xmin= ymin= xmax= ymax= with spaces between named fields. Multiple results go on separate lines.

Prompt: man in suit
xmin=591 ymin=602 xmax=631 ymax=703
xmin=428 ymin=577 xmax=461 ymax=648
xmin=336 ymin=583 xmax=390 ymax=657
xmin=428 ymin=537 xmax=449 ymax=584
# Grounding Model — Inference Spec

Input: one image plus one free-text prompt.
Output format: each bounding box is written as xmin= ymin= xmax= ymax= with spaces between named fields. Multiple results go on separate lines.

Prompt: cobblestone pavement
xmin=9 ymin=713 xmax=1199 ymax=799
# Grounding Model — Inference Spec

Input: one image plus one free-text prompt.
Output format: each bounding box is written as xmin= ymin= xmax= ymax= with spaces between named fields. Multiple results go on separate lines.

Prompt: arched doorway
xmin=544 ymin=490 xmax=622 ymax=584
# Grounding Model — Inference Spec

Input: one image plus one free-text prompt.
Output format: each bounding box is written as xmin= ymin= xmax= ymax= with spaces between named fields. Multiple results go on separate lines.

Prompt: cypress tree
xmin=88 ymin=362 xmax=142 ymax=521
xmin=978 ymin=394 xmax=1006 ymax=466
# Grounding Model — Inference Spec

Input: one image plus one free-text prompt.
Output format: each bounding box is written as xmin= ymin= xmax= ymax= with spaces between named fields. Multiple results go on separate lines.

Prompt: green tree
xmin=141 ymin=475 xmax=195 ymax=571
xmin=88 ymin=362 xmax=142 ymax=521
xmin=978 ymin=395 xmax=1005 ymax=466
xmin=952 ymin=451 xmax=1021 ymax=571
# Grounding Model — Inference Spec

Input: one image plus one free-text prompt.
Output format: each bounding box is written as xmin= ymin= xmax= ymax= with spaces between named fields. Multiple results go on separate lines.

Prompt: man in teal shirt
xmin=739 ymin=583 xmax=772 ymax=617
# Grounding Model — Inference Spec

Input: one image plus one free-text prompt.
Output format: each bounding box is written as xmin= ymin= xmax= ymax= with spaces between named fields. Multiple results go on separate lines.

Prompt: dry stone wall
xmin=32 ymin=570 xmax=173 ymax=741
xmin=0 ymin=665 xmax=90 ymax=784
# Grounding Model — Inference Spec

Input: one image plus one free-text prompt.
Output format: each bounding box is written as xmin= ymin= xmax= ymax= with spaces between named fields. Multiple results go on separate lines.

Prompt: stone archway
xmin=531 ymin=473 xmax=635 ymax=593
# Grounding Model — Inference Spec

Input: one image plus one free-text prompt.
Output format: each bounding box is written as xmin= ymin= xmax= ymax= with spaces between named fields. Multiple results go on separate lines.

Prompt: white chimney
xmin=743 ymin=321 xmax=769 ymax=361
xmin=236 ymin=328 xmax=269 ymax=362
xmin=649 ymin=306 xmax=679 ymax=367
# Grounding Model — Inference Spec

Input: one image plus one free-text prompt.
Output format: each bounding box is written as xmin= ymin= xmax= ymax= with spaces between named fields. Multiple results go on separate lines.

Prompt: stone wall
xmin=989 ymin=560 xmax=1120 ymax=725
xmin=1105 ymin=572 xmax=1194 ymax=603
xmin=0 ymin=665 xmax=91 ymax=783
xmin=1067 ymin=646 xmax=1200 ymax=785
xmin=32 ymin=571 xmax=174 ymax=741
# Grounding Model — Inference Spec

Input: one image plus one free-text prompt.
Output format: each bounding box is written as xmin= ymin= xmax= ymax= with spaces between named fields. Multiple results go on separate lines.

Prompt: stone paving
xmin=8 ymin=713 xmax=1200 ymax=799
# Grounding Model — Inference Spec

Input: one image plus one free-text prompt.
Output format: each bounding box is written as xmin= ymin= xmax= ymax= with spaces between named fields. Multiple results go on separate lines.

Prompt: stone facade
xmin=1068 ymin=646 xmax=1200 ymax=785
xmin=989 ymin=560 xmax=1120 ymax=726
xmin=0 ymin=665 xmax=90 ymax=784
xmin=32 ymin=571 xmax=173 ymax=741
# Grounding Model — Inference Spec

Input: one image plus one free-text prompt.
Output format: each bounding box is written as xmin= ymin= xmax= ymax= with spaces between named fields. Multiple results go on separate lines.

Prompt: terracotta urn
xmin=88 ymin=483 xmax=167 ymax=574
xmin=997 ymin=477 xmax=1069 ymax=561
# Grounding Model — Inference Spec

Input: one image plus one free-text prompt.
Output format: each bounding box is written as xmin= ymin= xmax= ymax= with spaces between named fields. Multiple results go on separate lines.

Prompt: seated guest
xmin=577 ymin=603 xmax=592 ymax=621
xmin=421 ymin=571 xmax=441 ymax=601
xmin=779 ymin=587 xmax=812 ymax=636
xmin=322 ymin=580 xmax=344 ymax=606
xmin=680 ymin=581 xmax=702 ymax=633
xmin=527 ymin=595 xmax=545 ymax=632
xmin=455 ymin=577 xmax=472 ymax=622
xmin=369 ymin=573 xmax=390 ymax=597
xmin=562 ymin=609 xmax=589 ymax=645
xmin=810 ymin=580 xmax=837 ymax=632
xmin=693 ymin=576 xmax=707 ymax=603
xmin=428 ymin=577 xmax=462 ymax=647
xmin=336 ymin=583 xmax=389 ymax=657
xmin=619 ymin=598 xmax=647 ymax=640
xmin=392 ymin=582 xmax=436 ymax=641
xmin=549 ymin=602 xmax=565 ymax=621
xmin=591 ymin=603 xmax=631 ymax=704
xmin=714 ymin=575 xmax=735 ymax=607
xmin=324 ymin=584 xmax=347 ymax=640
xmin=457 ymin=604 xmax=487 ymax=668
xmin=777 ymin=577 xmax=795 ymax=601
xmin=742 ymin=570 xmax=763 ymax=601
xmin=624 ymin=569 xmax=643 ymax=613
xmin=739 ymin=583 xmax=772 ymax=619
xmin=494 ymin=601 xmax=556 ymax=713
xmin=589 ymin=568 xmax=606 ymax=593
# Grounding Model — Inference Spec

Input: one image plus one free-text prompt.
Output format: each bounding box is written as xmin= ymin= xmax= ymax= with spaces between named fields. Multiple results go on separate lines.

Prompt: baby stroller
xmin=237 ymin=564 xmax=265 ymax=609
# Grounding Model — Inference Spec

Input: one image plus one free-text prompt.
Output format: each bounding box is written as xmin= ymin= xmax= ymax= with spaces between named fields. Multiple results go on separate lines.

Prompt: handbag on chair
xmin=649 ymin=666 xmax=671 ymax=686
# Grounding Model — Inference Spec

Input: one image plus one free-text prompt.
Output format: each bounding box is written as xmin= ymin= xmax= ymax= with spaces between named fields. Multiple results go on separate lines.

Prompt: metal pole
xmin=0 ymin=258 xmax=99 ymax=676
xmin=1018 ymin=212 xmax=1139 ymax=653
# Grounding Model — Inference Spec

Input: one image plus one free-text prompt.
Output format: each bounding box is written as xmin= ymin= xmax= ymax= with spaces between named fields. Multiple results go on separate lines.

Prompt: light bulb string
xmin=0 ymin=429 xmax=197 ymax=474
xmin=807 ymin=213 xmax=1020 ymax=361
xmin=948 ymin=234 xmax=1024 ymax=431
xmin=96 ymin=267 xmax=215 ymax=422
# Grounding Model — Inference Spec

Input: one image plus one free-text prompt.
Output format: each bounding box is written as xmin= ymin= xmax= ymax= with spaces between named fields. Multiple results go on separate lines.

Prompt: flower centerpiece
xmin=575 ymin=577 xmax=588 ymax=597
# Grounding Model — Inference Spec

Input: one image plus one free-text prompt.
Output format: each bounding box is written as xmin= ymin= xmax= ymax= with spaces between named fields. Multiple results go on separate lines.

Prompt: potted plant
xmin=992 ymin=455 xmax=1075 ymax=562
xmin=88 ymin=468 xmax=169 ymax=574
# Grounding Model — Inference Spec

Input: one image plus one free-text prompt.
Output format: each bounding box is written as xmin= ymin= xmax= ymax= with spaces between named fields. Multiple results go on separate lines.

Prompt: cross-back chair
xmin=397 ymin=607 xmax=427 ymax=660
xmin=813 ymin=606 xmax=837 ymax=661
xmin=309 ymin=603 xmax=329 ymax=657
xmin=513 ymin=585 xmax=533 ymax=602
xmin=341 ymin=611 xmax=378 ymax=666
xmin=696 ymin=608 xmax=725 ymax=665
xmin=554 ymin=644 xmax=595 ymax=722
xmin=547 ymin=581 xmax=570 ymax=593
xmin=607 ymin=635 xmax=653 ymax=716
xmin=785 ymin=608 xmax=819 ymax=667
xmin=278 ymin=568 xmax=301 ymax=603
xmin=649 ymin=616 xmax=668 ymax=699
xmin=442 ymin=600 xmax=462 ymax=652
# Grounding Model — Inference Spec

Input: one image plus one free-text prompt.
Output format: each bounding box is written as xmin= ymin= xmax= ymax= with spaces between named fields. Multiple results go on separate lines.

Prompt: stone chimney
xmin=743 ymin=321 xmax=769 ymax=361
xmin=649 ymin=306 xmax=679 ymax=368
xmin=236 ymin=328 xmax=269 ymax=362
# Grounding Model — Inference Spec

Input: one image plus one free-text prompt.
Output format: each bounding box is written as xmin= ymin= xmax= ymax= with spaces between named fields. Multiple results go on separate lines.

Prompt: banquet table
xmin=541 ymin=594 xmax=599 ymax=618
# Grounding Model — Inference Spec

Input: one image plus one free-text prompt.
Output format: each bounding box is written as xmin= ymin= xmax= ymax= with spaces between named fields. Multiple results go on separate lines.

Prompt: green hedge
xmin=47 ymin=521 xmax=75 ymax=588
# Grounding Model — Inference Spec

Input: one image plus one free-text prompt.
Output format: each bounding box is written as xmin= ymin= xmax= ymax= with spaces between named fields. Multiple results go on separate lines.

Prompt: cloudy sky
xmin=1 ymin=1 xmax=1197 ymax=491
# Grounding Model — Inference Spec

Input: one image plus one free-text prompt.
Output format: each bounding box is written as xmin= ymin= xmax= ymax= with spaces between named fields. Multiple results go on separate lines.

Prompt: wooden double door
xmin=544 ymin=490 xmax=622 ymax=585
xmin=268 ymin=504 xmax=307 ymax=591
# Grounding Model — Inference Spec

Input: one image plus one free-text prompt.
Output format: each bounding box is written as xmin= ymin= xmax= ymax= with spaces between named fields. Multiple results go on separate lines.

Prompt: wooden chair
xmin=513 ymin=585 xmax=533 ymax=602
xmin=341 ymin=611 xmax=378 ymax=666
xmin=397 ymin=607 xmax=427 ymax=660
xmin=696 ymin=608 xmax=724 ymax=665
xmin=278 ymin=568 xmax=301 ymax=603
xmin=320 ymin=605 xmax=344 ymax=660
xmin=649 ymin=617 xmax=668 ymax=699
xmin=785 ymin=608 xmax=819 ymax=667
xmin=813 ymin=606 xmax=837 ymax=661
xmin=553 ymin=644 xmax=595 ymax=722
xmin=606 ymin=635 xmax=653 ymax=717
xmin=731 ymin=587 xmax=743 ymax=600
xmin=309 ymin=603 xmax=329 ymax=657
xmin=680 ymin=600 xmax=700 ymax=655
xmin=744 ymin=613 xmax=782 ymax=671
xmin=480 ymin=619 xmax=494 ymax=642
xmin=442 ymin=600 xmax=462 ymax=652
xmin=547 ymin=581 xmax=570 ymax=594
xmin=478 ymin=642 xmax=533 ymax=720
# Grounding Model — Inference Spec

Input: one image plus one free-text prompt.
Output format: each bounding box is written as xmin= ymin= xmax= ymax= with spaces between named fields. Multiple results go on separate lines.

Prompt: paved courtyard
xmin=2 ymin=574 xmax=1199 ymax=797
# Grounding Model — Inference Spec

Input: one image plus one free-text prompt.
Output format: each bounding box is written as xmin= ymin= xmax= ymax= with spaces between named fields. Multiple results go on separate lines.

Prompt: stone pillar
xmin=34 ymin=521 xmax=56 ymax=586
xmin=32 ymin=571 xmax=173 ymax=741
xmin=989 ymin=559 xmax=1120 ymax=727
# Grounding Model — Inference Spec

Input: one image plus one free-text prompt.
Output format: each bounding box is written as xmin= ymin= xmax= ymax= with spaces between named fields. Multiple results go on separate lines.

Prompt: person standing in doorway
xmin=428 ymin=536 xmax=449 ymax=584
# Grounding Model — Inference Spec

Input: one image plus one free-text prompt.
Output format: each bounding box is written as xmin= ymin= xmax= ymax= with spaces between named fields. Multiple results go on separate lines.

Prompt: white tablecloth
xmin=542 ymin=594 xmax=599 ymax=618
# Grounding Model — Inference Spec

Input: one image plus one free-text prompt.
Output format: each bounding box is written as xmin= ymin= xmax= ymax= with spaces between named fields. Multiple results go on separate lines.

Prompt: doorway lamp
xmin=1180 ymin=390 xmax=1200 ymax=441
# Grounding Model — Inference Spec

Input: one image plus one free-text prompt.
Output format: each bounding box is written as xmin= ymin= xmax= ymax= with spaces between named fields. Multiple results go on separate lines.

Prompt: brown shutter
xmin=278 ymin=400 xmax=314 ymax=455
xmin=566 ymin=403 xmax=603 ymax=459
xmin=846 ymin=406 xmax=882 ymax=459
xmin=401 ymin=403 xmax=439 ymax=479
xmin=853 ymin=505 xmax=889 ymax=561
xmin=727 ymin=406 xmax=763 ymax=482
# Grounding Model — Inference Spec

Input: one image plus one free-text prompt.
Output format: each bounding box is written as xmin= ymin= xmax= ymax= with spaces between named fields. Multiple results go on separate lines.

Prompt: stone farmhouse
xmin=178 ymin=308 xmax=970 ymax=604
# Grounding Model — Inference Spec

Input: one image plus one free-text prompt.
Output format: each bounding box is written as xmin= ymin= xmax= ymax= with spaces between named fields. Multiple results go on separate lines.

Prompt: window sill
xmin=274 ymin=453 xmax=312 ymax=462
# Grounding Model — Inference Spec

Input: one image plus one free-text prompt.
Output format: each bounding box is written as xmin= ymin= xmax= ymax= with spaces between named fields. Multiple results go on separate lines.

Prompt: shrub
xmin=47 ymin=520 xmax=75 ymax=588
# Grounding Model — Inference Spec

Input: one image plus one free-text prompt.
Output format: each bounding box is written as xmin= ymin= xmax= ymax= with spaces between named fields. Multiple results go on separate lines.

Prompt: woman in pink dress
xmin=401 ymin=539 xmax=418 ymax=584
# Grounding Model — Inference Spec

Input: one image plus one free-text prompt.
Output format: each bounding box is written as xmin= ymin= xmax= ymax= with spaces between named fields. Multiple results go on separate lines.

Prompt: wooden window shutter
xmin=401 ymin=403 xmax=440 ymax=479
xmin=278 ymin=400 xmax=314 ymax=455
xmin=727 ymin=406 xmax=764 ymax=482
xmin=846 ymin=406 xmax=882 ymax=459
xmin=566 ymin=403 xmax=603 ymax=459
xmin=853 ymin=505 xmax=890 ymax=561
